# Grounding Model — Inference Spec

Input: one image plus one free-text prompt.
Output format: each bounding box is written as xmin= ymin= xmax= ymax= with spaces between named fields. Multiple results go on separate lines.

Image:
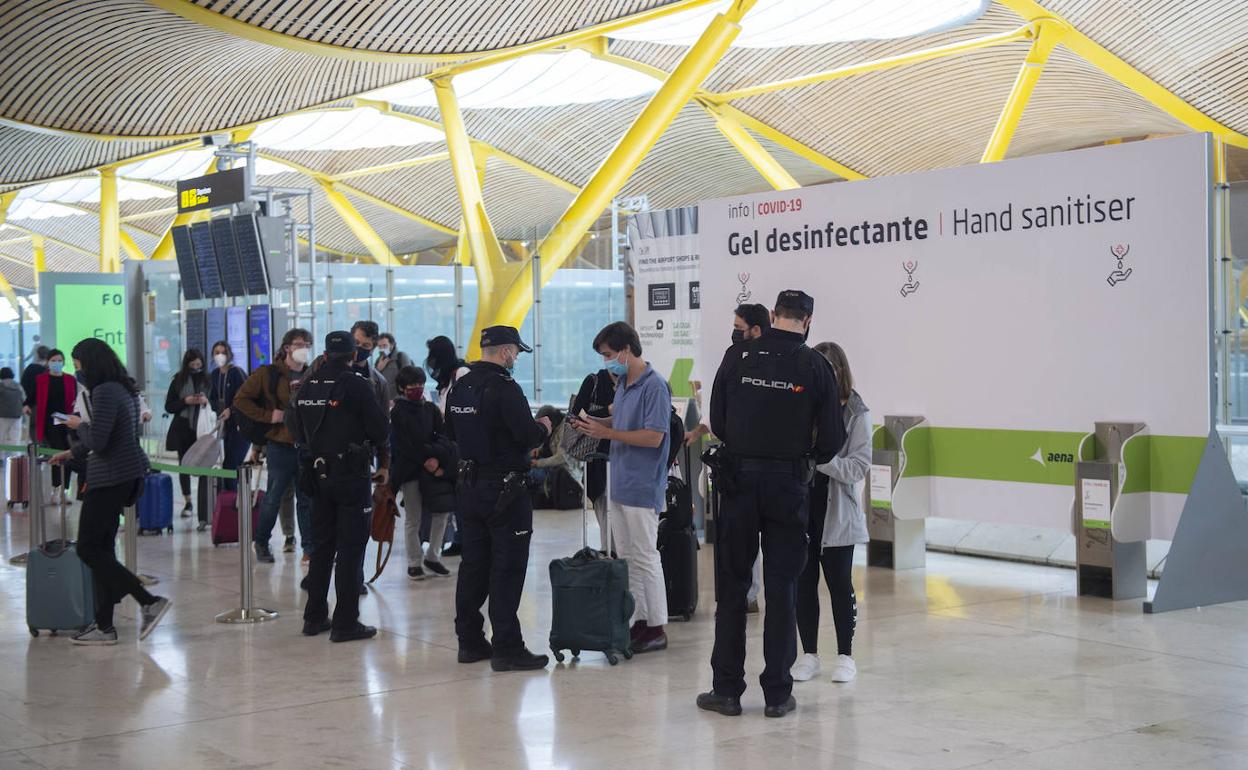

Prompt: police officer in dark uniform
xmin=698 ymin=290 xmax=845 ymax=718
xmin=292 ymin=330 xmax=391 ymax=643
xmin=445 ymin=326 xmax=552 ymax=671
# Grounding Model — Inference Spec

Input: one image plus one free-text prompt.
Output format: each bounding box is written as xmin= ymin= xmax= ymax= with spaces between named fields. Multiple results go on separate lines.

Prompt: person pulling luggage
xmin=290 ymin=331 xmax=390 ymax=643
xmin=697 ymin=290 xmax=845 ymax=719
xmin=445 ymin=326 xmax=552 ymax=672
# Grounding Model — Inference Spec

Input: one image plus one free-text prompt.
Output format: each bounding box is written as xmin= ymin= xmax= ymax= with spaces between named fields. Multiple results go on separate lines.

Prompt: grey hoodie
xmin=0 ymin=379 xmax=24 ymax=419
xmin=815 ymin=390 xmax=871 ymax=549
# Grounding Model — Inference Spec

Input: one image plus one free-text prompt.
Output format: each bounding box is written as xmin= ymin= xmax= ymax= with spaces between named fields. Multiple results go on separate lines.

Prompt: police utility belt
xmin=702 ymin=445 xmax=817 ymax=486
xmin=457 ymin=460 xmax=527 ymax=513
xmin=310 ymin=442 xmax=375 ymax=481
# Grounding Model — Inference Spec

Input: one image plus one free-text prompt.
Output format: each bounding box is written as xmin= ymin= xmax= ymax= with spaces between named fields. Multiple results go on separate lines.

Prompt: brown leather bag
xmin=368 ymin=483 xmax=401 ymax=584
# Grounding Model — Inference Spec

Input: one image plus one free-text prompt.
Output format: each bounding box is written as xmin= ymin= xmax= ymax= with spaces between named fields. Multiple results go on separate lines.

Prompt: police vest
xmin=726 ymin=341 xmax=820 ymax=460
xmin=445 ymin=369 xmax=506 ymax=465
xmin=295 ymin=371 xmax=347 ymax=448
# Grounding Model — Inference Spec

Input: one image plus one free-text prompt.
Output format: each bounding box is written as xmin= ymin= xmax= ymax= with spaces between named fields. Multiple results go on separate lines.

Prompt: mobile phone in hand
xmin=52 ymin=412 xmax=71 ymax=425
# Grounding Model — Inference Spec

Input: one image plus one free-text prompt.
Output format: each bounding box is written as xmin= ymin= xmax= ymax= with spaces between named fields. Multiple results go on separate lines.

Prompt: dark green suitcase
xmin=549 ymin=547 xmax=635 ymax=666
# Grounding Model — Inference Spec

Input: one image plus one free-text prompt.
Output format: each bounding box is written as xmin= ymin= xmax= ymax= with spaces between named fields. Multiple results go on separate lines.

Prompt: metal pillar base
xmin=216 ymin=607 xmax=279 ymax=624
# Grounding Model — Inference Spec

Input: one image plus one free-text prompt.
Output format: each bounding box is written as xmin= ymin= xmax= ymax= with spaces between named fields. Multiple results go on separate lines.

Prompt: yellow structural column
xmin=491 ymin=0 xmax=757 ymax=331
xmin=99 ymin=166 xmax=122 ymax=272
xmin=31 ymin=234 xmax=46 ymax=288
xmin=981 ymin=20 xmax=1064 ymax=163
xmin=316 ymin=179 xmax=401 ymax=266
xmin=699 ymin=98 xmax=800 ymax=190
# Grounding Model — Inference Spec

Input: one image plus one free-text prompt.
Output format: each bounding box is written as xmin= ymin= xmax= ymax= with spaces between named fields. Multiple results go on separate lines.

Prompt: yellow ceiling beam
xmin=316 ymin=179 xmax=401 ymax=266
xmin=998 ymin=0 xmax=1248 ymax=149
xmin=491 ymin=0 xmax=756 ymax=334
xmin=327 ymin=152 xmax=450 ymax=181
xmin=581 ymin=38 xmax=868 ymax=181
xmin=699 ymin=98 xmax=800 ymax=190
xmin=709 ymin=24 xmax=1038 ymax=103
xmin=119 ymin=229 xmax=146 ymax=262
xmin=98 ymin=166 xmax=121 ymax=272
xmin=0 ymin=269 xmax=23 ymax=317
xmin=31 ymin=234 xmax=46 ymax=290
xmin=981 ymin=21 xmax=1065 ymax=163
xmin=0 ymin=191 xmax=15 ymax=225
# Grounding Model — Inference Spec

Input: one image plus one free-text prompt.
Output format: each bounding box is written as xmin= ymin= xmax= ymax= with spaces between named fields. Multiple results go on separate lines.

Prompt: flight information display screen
xmin=211 ymin=216 xmax=247 ymax=297
xmin=232 ymin=214 xmax=271 ymax=296
xmin=189 ymin=221 xmax=224 ymax=299
xmin=171 ymin=225 xmax=202 ymax=300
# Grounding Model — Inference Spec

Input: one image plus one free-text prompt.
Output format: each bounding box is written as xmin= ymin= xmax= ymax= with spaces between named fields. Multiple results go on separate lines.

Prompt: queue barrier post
xmin=216 ymin=462 xmax=278 ymax=624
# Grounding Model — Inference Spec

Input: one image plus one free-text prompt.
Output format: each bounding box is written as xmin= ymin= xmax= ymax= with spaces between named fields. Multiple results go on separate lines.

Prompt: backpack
xmin=667 ymin=406 xmax=685 ymax=469
xmin=233 ymin=365 xmax=281 ymax=446
xmin=368 ymin=483 xmax=400 ymax=584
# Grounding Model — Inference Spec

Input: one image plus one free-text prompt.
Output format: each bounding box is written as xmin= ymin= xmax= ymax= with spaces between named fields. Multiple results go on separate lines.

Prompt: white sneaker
xmin=830 ymin=654 xmax=857 ymax=683
xmin=791 ymin=653 xmax=821 ymax=682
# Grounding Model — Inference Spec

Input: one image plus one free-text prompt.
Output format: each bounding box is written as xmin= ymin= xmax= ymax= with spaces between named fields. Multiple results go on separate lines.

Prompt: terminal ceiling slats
xmin=187 ymin=0 xmax=687 ymax=54
xmin=0 ymin=128 xmax=177 ymax=191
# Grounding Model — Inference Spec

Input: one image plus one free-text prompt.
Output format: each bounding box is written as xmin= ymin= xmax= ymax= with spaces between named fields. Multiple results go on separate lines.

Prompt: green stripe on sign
xmin=1121 ymin=434 xmax=1205 ymax=495
xmin=900 ymin=427 xmax=1087 ymax=486
xmin=668 ymin=358 xmax=694 ymax=398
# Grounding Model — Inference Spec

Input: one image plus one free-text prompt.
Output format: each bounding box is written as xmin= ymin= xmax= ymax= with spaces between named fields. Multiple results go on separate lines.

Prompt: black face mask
xmin=354 ymin=346 xmax=370 ymax=364
xmin=731 ymin=329 xmax=745 ymax=345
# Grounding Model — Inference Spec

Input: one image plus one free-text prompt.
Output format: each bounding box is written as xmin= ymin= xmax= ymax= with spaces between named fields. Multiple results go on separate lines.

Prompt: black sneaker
xmin=458 ymin=642 xmax=494 ymax=664
xmin=764 ymin=695 xmax=797 ymax=719
xmin=283 ymin=536 xmax=295 ymax=553
xmin=329 ymin=623 xmax=377 ymax=643
xmin=407 ymin=565 xmax=426 ymax=581
xmin=254 ymin=544 xmax=275 ymax=564
xmin=180 ymin=502 xmax=192 ymax=519
xmin=696 ymin=691 xmax=742 ymax=717
xmin=423 ymin=559 xmax=451 ymax=577
xmin=441 ymin=542 xmax=462 ymax=558
xmin=491 ymin=648 xmax=549 ymax=672
xmin=301 ymin=619 xmax=332 ymax=636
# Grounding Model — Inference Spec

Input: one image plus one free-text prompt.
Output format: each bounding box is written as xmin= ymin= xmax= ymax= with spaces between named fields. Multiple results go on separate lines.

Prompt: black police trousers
xmin=710 ymin=468 xmax=810 ymax=706
xmin=454 ymin=477 xmax=533 ymax=656
xmin=302 ymin=475 xmax=371 ymax=631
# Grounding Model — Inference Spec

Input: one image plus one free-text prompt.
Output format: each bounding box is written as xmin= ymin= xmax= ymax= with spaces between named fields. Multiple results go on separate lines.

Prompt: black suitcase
xmin=548 ymin=453 xmax=635 ymax=666
xmin=659 ymin=475 xmax=698 ymax=621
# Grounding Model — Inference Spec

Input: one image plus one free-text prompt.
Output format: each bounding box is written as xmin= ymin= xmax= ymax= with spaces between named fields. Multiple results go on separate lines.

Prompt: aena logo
xmin=1029 ymin=448 xmax=1074 ymax=467
xmin=741 ymin=376 xmax=804 ymax=393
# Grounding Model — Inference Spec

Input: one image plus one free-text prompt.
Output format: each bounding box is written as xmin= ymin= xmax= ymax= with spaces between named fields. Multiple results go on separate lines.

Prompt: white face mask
xmin=290 ymin=347 xmax=311 ymax=365
xmin=378 ymin=346 xmax=391 ymax=356
xmin=213 ymin=354 xmax=228 ymax=368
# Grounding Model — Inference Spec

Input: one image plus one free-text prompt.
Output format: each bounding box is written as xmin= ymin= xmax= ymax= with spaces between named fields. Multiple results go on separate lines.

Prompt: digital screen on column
xmin=205 ymin=307 xmax=226 ymax=368
xmin=233 ymin=213 xmax=271 ymax=296
xmin=184 ymin=308 xmax=206 ymax=361
xmin=189 ymin=221 xmax=224 ymax=299
xmin=171 ymin=225 xmax=202 ymax=300
xmin=53 ymin=283 xmax=128 ymax=365
xmin=226 ymin=306 xmax=248 ymax=373
xmin=211 ymin=216 xmax=247 ymax=298
xmin=248 ymin=304 xmax=272 ymax=371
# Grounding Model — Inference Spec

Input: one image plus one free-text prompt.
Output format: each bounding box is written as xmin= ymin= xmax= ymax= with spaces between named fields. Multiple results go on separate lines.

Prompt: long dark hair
xmin=211 ymin=339 xmax=234 ymax=367
xmin=71 ymin=338 xmax=139 ymax=395
xmin=425 ymin=335 xmax=464 ymax=391
xmin=173 ymin=348 xmax=205 ymax=390
xmin=814 ymin=341 xmax=853 ymax=402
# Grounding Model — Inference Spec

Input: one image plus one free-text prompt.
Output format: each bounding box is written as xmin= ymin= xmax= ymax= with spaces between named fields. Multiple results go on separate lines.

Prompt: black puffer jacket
xmin=390 ymin=397 xmax=458 ymax=513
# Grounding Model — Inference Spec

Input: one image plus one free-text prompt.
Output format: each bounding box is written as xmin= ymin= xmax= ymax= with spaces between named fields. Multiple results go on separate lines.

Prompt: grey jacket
xmin=815 ymin=391 xmax=871 ymax=549
xmin=0 ymin=379 xmax=24 ymax=418
xmin=71 ymin=381 xmax=150 ymax=490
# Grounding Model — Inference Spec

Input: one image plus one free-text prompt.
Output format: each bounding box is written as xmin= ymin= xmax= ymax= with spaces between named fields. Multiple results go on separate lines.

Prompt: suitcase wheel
xmin=166 ymin=526 xmax=174 ymax=534
xmin=622 ymin=648 xmax=634 ymax=660
xmin=570 ymin=648 xmax=580 ymax=659
xmin=552 ymin=648 xmax=565 ymax=664
xmin=606 ymin=653 xmax=620 ymax=666
xmin=29 ymin=627 xmax=37 ymax=638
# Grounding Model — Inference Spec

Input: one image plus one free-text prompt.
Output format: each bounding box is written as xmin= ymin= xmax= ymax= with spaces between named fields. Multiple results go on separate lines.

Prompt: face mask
xmin=290 ymin=347 xmax=311 ymax=365
xmin=605 ymin=354 xmax=628 ymax=377
xmin=378 ymin=346 xmax=391 ymax=356
xmin=355 ymin=346 xmax=371 ymax=364
xmin=213 ymin=354 xmax=228 ymax=368
xmin=503 ymin=352 xmax=517 ymax=373
xmin=731 ymin=329 xmax=745 ymax=345
xmin=404 ymin=386 xmax=424 ymax=402
xmin=802 ymin=322 xmax=811 ymax=343
xmin=49 ymin=361 xmax=64 ymax=375
xmin=190 ymin=363 xmax=203 ymax=373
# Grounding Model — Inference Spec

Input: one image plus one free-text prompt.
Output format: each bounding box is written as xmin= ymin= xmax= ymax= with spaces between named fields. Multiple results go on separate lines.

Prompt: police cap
xmin=480 ymin=325 xmax=532 ymax=353
xmin=324 ymin=330 xmax=355 ymax=354
xmin=775 ymin=289 xmax=815 ymax=317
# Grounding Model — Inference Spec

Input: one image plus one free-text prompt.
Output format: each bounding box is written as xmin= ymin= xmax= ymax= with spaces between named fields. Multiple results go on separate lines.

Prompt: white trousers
xmin=608 ymin=500 xmax=668 ymax=627
xmin=402 ymin=480 xmax=449 ymax=567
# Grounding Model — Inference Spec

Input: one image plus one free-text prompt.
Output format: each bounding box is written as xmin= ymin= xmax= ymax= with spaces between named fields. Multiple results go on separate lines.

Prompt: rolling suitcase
xmin=137 ymin=472 xmax=174 ymax=535
xmin=548 ymin=453 xmax=635 ymax=666
xmin=26 ymin=460 xmax=94 ymax=637
xmin=6 ymin=453 xmax=28 ymax=509
xmin=658 ymin=475 xmax=698 ymax=621
xmin=211 ymin=488 xmax=263 ymax=546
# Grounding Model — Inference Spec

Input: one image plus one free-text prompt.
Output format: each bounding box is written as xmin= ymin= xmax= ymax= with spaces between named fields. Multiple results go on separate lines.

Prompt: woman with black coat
xmin=208 ymin=341 xmax=248 ymax=493
xmin=164 ymin=348 xmax=209 ymax=518
xmin=390 ymin=367 xmax=456 ymax=580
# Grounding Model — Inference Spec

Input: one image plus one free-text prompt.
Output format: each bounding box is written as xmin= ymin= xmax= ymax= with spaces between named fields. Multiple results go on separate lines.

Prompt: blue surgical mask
xmin=605 ymin=355 xmax=628 ymax=377
xmin=49 ymin=361 xmax=64 ymax=375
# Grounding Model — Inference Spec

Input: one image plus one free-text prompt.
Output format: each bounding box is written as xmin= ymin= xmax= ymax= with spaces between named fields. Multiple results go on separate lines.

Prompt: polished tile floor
xmin=1 ymin=504 xmax=1247 ymax=769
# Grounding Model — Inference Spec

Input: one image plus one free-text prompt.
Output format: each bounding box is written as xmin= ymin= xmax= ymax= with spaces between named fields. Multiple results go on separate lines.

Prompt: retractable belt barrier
xmin=1 ymin=443 xmax=280 ymax=627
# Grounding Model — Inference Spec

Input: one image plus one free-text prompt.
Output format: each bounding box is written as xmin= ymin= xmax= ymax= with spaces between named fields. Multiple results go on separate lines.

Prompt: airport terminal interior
xmin=3 ymin=1 xmax=1248 ymax=768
